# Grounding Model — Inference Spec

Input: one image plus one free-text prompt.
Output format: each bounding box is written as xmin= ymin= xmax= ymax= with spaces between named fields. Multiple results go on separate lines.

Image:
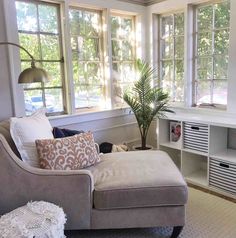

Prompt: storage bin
xmin=183 ymin=122 xmax=209 ymax=153
xmin=210 ymin=158 xmax=236 ymax=195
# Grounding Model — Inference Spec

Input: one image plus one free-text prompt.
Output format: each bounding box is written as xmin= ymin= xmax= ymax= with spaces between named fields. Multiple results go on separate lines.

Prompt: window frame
xmin=68 ymin=6 xmax=106 ymax=111
xmin=158 ymin=10 xmax=185 ymax=104
xmin=193 ymin=0 xmax=230 ymax=108
xmin=110 ymin=12 xmax=137 ymax=108
xmin=15 ymin=0 xmax=66 ymax=116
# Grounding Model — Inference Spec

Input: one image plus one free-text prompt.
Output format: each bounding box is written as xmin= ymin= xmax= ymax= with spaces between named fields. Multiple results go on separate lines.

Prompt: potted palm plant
xmin=123 ymin=59 xmax=173 ymax=150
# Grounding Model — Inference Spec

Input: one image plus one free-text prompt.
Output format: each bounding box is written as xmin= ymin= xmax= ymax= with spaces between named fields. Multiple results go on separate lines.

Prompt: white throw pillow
xmin=10 ymin=109 xmax=53 ymax=167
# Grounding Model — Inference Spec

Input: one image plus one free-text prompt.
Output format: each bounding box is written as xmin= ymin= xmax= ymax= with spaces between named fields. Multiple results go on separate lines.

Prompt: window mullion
xmin=173 ymin=14 xmax=176 ymax=102
xmin=211 ymin=4 xmax=215 ymax=105
xmin=35 ymin=2 xmax=46 ymax=109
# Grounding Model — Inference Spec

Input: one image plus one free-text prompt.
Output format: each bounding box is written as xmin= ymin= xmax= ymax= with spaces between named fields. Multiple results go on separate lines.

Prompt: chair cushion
xmin=10 ymin=109 xmax=54 ymax=167
xmin=88 ymin=151 xmax=188 ymax=210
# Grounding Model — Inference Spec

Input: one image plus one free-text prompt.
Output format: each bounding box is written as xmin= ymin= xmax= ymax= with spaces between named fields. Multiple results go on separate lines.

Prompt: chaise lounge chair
xmin=0 ymin=120 xmax=188 ymax=238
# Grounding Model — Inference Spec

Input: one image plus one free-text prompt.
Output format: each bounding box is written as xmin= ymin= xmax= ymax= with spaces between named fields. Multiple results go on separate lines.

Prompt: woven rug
xmin=66 ymin=187 xmax=236 ymax=238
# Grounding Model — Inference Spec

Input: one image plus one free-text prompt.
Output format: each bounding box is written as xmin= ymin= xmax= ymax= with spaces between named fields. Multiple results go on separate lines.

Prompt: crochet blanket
xmin=0 ymin=201 xmax=66 ymax=238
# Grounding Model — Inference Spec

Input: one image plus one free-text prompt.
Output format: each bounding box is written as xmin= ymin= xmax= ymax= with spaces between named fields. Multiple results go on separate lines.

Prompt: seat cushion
xmin=88 ymin=151 xmax=188 ymax=210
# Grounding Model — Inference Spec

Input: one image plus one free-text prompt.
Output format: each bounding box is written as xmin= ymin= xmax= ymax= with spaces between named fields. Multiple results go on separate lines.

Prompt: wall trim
xmin=118 ymin=0 xmax=166 ymax=6
xmin=93 ymin=122 xmax=137 ymax=132
xmin=49 ymin=107 xmax=133 ymax=127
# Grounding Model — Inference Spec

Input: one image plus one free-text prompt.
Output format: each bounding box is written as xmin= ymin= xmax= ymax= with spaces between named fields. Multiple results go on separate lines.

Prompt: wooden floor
xmin=188 ymin=183 xmax=236 ymax=203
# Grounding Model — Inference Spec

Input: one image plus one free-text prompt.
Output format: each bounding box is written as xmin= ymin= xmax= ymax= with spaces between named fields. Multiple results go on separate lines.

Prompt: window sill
xmin=49 ymin=107 xmax=132 ymax=127
xmin=168 ymin=105 xmax=236 ymax=120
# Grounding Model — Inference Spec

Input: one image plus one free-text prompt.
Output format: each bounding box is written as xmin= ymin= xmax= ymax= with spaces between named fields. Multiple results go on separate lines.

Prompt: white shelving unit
xmin=158 ymin=112 xmax=236 ymax=198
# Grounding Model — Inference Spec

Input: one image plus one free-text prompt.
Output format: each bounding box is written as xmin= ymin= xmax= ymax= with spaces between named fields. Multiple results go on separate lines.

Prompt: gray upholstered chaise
xmin=0 ymin=120 xmax=188 ymax=238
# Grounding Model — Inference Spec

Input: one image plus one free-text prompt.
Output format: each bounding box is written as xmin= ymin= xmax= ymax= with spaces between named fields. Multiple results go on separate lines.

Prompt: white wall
xmin=49 ymin=109 xmax=157 ymax=147
xmin=0 ymin=0 xmax=13 ymax=120
xmin=0 ymin=0 xmax=25 ymax=120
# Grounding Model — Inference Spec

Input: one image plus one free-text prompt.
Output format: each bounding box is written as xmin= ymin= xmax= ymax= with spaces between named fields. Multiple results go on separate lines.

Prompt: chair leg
xmin=170 ymin=226 xmax=183 ymax=238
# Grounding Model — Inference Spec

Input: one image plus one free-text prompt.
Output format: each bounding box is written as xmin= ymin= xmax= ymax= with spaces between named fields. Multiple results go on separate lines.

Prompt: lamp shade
xmin=18 ymin=66 xmax=49 ymax=84
xmin=0 ymin=42 xmax=49 ymax=84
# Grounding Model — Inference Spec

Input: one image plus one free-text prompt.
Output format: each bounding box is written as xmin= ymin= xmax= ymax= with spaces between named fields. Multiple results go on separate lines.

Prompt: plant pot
xmin=132 ymin=144 xmax=153 ymax=151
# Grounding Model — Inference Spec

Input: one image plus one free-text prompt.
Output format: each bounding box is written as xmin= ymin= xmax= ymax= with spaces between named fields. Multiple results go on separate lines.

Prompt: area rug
xmin=66 ymin=187 xmax=236 ymax=238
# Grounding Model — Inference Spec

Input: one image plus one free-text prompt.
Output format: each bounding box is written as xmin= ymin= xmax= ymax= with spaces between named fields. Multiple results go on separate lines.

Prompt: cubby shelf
xmin=159 ymin=142 xmax=181 ymax=150
xmin=210 ymin=149 xmax=236 ymax=163
xmin=158 ymin=115 xmax=236 ymax=198
xmin=182 ymin=148 xmax=208 ymax=157
xmin=185 ymin=170 xmax=208 ymax=187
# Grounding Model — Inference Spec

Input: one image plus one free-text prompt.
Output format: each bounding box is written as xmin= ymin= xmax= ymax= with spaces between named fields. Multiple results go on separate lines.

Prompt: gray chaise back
xmin=0 ymin=120 xmax=20 ymax=157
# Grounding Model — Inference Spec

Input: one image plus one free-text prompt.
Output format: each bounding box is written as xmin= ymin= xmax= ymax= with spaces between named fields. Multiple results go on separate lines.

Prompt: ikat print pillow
xmin=36 ymin=132 xmax=100 ymax=170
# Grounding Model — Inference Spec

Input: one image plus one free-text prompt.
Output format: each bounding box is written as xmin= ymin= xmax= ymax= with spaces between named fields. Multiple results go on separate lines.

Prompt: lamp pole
xmin=0 ymin=41 xmax=49 ymax=84
xmin=0 ymin=42 xmax=36 ymax=67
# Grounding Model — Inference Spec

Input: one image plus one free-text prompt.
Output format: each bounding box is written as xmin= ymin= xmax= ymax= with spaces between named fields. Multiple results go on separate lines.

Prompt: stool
xmin=0 ymin=201 xmax=66 ymax=238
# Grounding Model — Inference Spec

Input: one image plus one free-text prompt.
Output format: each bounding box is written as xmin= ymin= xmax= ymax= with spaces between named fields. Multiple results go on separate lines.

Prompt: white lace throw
xmin=0 ymin=201 xmax=66 ymax=238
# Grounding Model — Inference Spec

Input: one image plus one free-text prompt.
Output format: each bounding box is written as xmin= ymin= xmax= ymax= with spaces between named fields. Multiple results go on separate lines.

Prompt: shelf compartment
xmin=183 ymin=122 xmax=209 ymax=153
xmin=210 ymin=149 xmax=236 ymax=164
xmin=185 ymin=169 xmax=208 ymax=187
xmin=158 ymin=119 xmax=182 ymax=150
xmin=182 ymin=151 xmax=208 ymax=186
xmin=159 ymin=146 xmax=181 ymax=170
xmin=159 ymin=142 xmax=181 ymax=150
xmin=182 ymin=148 xmax=208 ymax=157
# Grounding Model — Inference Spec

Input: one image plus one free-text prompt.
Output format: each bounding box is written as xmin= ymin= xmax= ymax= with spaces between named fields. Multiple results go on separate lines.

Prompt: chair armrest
xmin=95 ymin=142 xmax=100 ymax=153
xmin=0 ymin=134 xmax=93 ymax=229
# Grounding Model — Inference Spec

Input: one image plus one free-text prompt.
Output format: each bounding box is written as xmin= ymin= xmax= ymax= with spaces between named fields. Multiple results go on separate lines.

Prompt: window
xmin=111 ymin=14 xmax=136 ymax=107
xmin=159 ymin=12 xmax=185 ymax=103
xmin=69 ymin=8 xmax=105 ymax=109
xmin=15 ymin=0 xmax=65 ymax=115
xmin=194 ymin=1 xmax=230 ymax=106
xmin=15 ymin=1 xmax=138 ymax=114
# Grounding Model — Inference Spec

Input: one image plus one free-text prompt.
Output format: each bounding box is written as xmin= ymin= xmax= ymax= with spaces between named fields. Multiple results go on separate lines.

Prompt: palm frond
xmin=123 ymin=59 xmax=174 ymax=149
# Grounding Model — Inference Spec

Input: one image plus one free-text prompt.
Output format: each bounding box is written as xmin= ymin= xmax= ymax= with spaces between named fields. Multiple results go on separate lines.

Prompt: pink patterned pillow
xmin=35 ymin=132 xmax=100 ymax=170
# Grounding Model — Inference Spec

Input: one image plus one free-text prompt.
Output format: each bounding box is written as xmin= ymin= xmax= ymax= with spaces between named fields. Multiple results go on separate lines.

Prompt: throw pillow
xmin=10 ymin=109 xmax=54 ymax=167
xmin=36 ymin=132 xmax=100 ymax=170
xmin=53 ymin=127 xmax=84 ymax=138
